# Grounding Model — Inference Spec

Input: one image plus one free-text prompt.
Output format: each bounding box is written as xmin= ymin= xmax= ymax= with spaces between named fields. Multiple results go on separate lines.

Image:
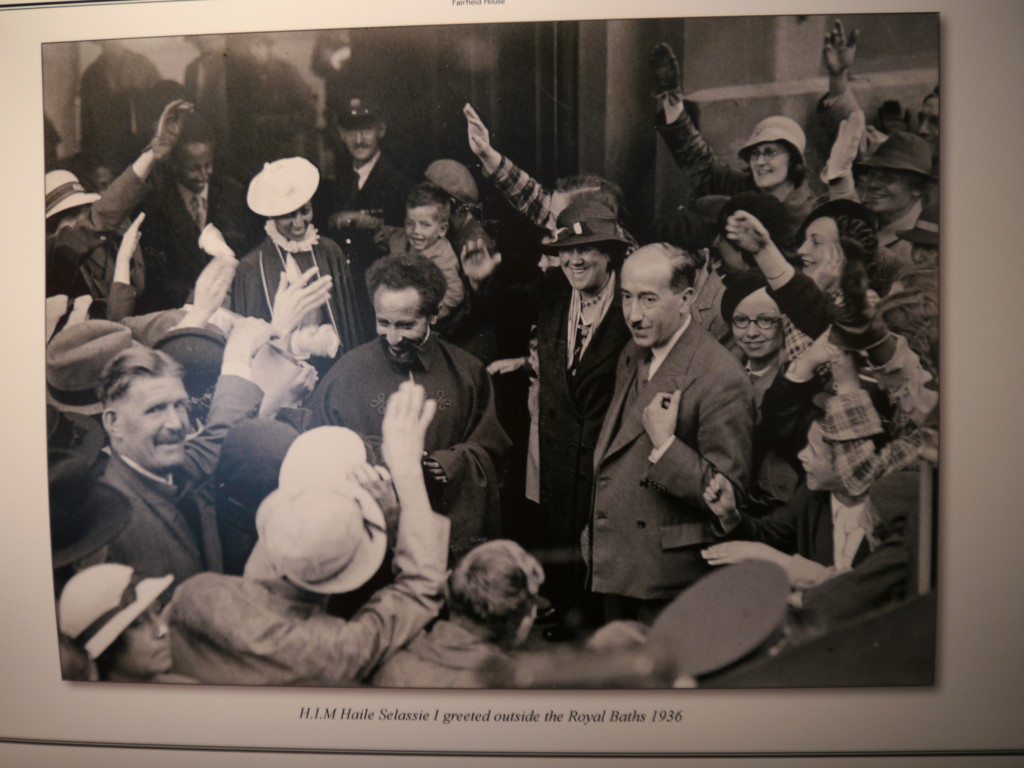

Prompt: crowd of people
xmin=46 ymin=22 xmax=938 ymax=687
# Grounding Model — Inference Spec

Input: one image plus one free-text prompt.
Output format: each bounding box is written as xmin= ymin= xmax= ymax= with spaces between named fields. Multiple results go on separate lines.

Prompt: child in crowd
xmin=387 ymin=184 xmax=464 ymax=320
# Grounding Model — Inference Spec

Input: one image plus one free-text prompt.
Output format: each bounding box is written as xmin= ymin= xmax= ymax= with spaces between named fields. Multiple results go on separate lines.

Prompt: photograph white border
xmin=1 ymin=0 xmax=1022 ymax=764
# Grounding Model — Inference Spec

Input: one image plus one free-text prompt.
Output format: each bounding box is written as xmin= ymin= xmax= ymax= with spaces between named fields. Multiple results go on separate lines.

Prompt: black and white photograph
xmin=39 ymin=11 xmax=942 ymax=692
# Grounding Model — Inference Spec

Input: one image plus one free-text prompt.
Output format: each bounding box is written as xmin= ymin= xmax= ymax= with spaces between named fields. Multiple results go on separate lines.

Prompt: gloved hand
xmin=649 ymin=43 xmax=681 ymax=96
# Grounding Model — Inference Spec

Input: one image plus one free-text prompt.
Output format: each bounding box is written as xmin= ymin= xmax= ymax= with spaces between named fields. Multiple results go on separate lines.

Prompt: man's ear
xmin=679 ymin=285 xmax=696 ymax=311
xmin=101 ymin=407 xmax=118 ymax=438
xmin=376 ymin=123 xmax=387 ymax=141
xmin=439 ymin=219 xmax=449 ymax=237
xmin=428 ymin=314 xmax=439 ymax=327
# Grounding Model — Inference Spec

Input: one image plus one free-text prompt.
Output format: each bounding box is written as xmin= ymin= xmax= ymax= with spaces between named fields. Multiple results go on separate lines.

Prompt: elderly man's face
xmin=341 ymin=124 xmax=385 ymax=166
xmin=857 ymin=169 xmax=923 ymax=223
xmin=373 ymin=286 xmax=432 ymax=356
xmin=104 ymin=376 xmax=190 ymax=473
xmin=621 ymin=247 xmax=694 ymax=349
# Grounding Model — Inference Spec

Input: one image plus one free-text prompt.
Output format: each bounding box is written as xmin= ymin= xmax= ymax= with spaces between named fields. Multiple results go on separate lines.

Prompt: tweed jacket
xmin=589 ymin=320 xmax=754 ymax=600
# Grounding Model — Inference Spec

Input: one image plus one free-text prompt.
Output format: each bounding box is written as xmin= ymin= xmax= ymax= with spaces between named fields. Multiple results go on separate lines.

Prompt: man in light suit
xmin=588 ymin=243 xmax=754 ymax=623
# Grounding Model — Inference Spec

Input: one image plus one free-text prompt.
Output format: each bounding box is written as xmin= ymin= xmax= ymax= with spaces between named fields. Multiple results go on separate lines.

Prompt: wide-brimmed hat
xmin=337 ymin=97 xmax=384 ymax=130
xmin=153 ymin=325 xmax=226 ymax=401
xmin=49 ymin=452 xmax=131 ymax=569
xmin=738 ymin=116 xmax=806 ymax=164
xmin=245 ymin=483 xmax=387 ymax=594
xmin=854 ymin=131 xmax=936 ymax=181
xmin=425 ymin=159 xmax=479 ymax=204
xmin=647 ymin=560 xmax=790 ymax=678
xmin=45 ymin=170 xmax=100 ymax=220
xmin=46 ymin=320 xmax=140 ymax=415
xmin=278 ymin=426 xmax=368 ymax=492
xmin=246 ymin=157 xmax=320 ymax=217
xmin=541 ymin=196 xmax=631 ymax=254
xmin=58 ymin=563 xmax=174 ymax=659
xmin=896 ymin=202 xmax=939 ymax=246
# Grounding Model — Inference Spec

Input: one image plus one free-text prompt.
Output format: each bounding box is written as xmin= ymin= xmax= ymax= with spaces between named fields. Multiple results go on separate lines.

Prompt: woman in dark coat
xmin=484 ymin=196 xmax=633 ymax=636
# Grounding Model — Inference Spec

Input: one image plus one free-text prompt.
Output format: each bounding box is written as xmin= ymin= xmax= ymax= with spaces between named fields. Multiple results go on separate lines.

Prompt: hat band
xmin=45 ymin=181 xmax=88 ymax=213
xmin=75 ymin=575 xmax=142 ymax=648
xmin=48 ymin=382 xmax=101 ymax=408
xmin=551 ymin=218 xmax=623 ymax=242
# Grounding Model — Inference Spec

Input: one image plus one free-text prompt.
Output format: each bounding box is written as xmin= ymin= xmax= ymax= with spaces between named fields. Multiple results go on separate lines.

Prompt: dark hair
xmin=172 ymin=112 xmax=217 ymax=159
xmin=98 ymin=347 xmax=183 ymax=406
xmin=447 ymin=543 xmax=541 ymax=646
xmin=785 ymin=151 xmax=807 ymax=188
xmin=405 ymin=183 xmax=450 ymax=225
xmin=93 ymin=633 xmax=128 ymax=681
xmin=718 ymin=191 xmax=794 ymax=252
xmin=365 ymin=253 xmax=448 ymax=318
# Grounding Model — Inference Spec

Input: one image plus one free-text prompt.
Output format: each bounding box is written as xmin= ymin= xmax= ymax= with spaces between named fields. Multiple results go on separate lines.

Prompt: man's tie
xmin=188 ymin=192 xmax=207 ymax=231
xmin=635 ymin=351 xmax=652 ymax=398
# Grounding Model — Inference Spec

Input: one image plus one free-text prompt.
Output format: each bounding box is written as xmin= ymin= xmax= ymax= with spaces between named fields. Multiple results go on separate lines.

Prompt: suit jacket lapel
xmin=108 ymin=456 xmax=202 ymax=560
xmin=595 ymin=343 xmax=641 ymax=466
xmin=601 ymin=320 xmax=705 ymax=462
xmin=692 ymin=271 xmax=721 ymax=331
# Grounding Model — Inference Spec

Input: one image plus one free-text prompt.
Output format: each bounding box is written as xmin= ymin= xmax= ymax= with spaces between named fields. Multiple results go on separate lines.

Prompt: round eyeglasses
xmin=747 ymin=146 xmax=785 ymax=162
xmin=732 ymin=314 xmax=781 ymax=330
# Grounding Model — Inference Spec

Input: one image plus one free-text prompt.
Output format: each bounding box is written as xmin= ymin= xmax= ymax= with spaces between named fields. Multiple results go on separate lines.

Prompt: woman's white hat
xmin=58 ymin=564 xmax=173 ymax=659
xmin=246 ymin=157 xmax=320 ymax=217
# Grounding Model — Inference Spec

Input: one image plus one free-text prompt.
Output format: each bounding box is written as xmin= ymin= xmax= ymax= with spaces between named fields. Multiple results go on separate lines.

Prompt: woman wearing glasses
xmin=649 ymin=42 xmax=819 ymax=234
xmin=721 ymin=271 xmax=800 ymax=505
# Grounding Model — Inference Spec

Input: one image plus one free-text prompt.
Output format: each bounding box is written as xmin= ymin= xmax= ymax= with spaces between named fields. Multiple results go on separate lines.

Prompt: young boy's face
xmin=404 ymin=204 xmax=447 ymax=253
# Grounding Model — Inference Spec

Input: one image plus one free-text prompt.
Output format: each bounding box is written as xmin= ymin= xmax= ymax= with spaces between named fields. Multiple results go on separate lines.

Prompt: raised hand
xmin=823 ymin=19 xmax=859 ymax=77
xmin=724 ymin=210 xmax=772 ymax=255
xmin=113 ymin=212 xmax=145 ymax=286
xmin=422 ymin=456 xmax=448 ymax=485
xmin=270 ymin=262 xmax=333 ymax=340
xmin=222 ymin=316 xmax=273 ymax=373
xmin=198 ymin=223 xmax=237 ymax=261
xmin=649 ymin=42 xmax=681 ymax=95
xmin=381 ymin=381 xmax=437 ymax=473
xmin=182 ymin=254 xmax=237 ymax=327
xmin=66 ymin=295 xmax=92 ymax=326
xmin=150 ymin=99 xmax=195 ymax=161
xmin=463 ymin=103 xmax=501 ymax=174
xmin=45 ymin=295 xmax=69 ymax=343
xmin=825 ymin=110 xmax=865 ymax=178
xmin=459 ymin=237 xmax=501 ymax=290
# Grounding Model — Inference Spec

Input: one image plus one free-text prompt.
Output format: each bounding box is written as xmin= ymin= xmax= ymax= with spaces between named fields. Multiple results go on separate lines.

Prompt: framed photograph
xmin=2 ymin=0 xmax=1022 ymax=764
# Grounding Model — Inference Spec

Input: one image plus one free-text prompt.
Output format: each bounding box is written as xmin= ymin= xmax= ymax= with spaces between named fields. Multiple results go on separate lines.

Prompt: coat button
xmin=636 ymin=520 xmax=646 ymax=529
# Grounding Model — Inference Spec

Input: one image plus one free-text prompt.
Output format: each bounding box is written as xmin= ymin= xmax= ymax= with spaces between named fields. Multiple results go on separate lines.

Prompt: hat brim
xmin=853 ymin=160 xmax=936 ymax=183
xmin=647 ymin=561 xmax=790 ymax=677
xmin=896 ymin=228 xmax=939 ymax=246
xmin=52 ymin=482 xmax=132 ymax=570
xmin=541 ymin=233 xmax=630 ymax=254
xmin=249 ymin=485 xmax=387 ymax=595
xmin=83 ymin=573 xmax=173 ymax=659
xmin=46 ymin=192 xmax=100 ymax=221
xmin=46 ymin=391 xmax=103 ymax=417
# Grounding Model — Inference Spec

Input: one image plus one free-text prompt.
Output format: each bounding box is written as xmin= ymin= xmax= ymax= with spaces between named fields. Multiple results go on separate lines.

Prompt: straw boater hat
xmin=738 ymin=116 xmax=807 ymax=165
xmin=45 ymin=170 xmax=100 ymax=220
xmin=58 ymin=563 xmax=174 ymax=659
xmin=246 ymin=157 xmax=320 ymax=218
